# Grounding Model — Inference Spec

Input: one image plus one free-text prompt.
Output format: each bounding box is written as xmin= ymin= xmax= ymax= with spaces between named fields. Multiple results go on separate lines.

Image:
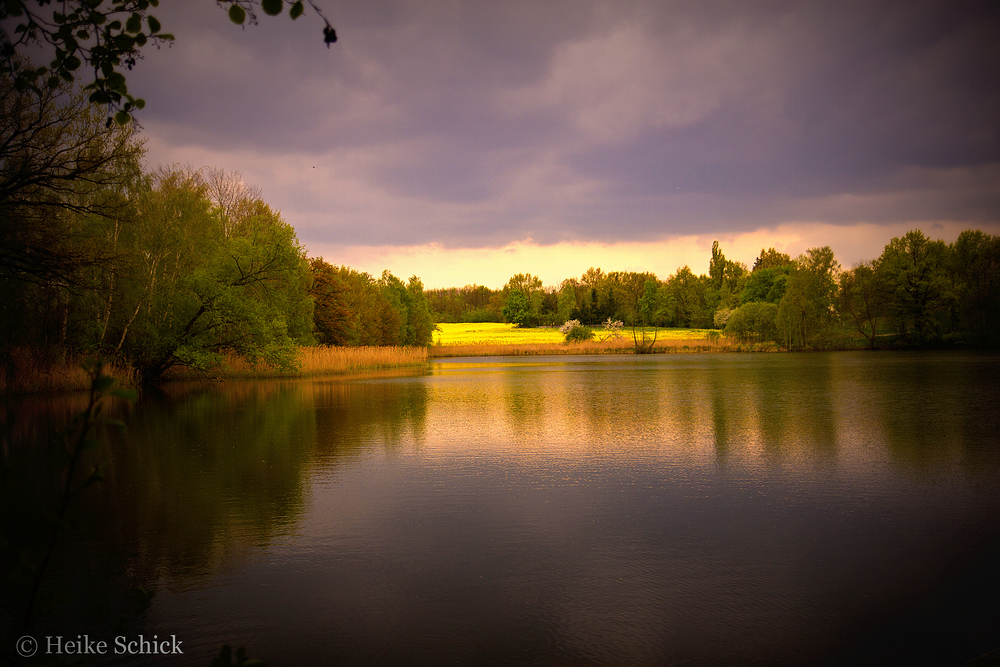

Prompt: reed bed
xmin=170 ymin=345 xmax=430 ymax=380
xmin=299 ymin=345 xmax=428 ymax=374
xmin=0 ymin=348 xmax=138 ymax=395
xmin=2 ymin=346 xmax=429 ymax=394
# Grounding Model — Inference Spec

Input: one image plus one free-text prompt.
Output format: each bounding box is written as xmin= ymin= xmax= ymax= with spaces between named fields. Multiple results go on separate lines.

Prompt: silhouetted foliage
xmin=1 ymin=0 xmax=335 ymax=123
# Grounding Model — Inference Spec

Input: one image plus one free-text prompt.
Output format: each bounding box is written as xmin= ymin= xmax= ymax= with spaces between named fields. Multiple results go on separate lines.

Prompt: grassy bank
xmin=429 ymin=323 xmax=780 ymax=357
xmin=2 ymin=345 xmax=429 ymax=394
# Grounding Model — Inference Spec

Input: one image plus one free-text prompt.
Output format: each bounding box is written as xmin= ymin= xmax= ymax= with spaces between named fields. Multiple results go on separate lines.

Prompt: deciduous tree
xmin=724 ymin=301 xmax=779 ymax=343
xmin=502 ymin=273 xmax=542 ymax=327
xmin=951 ymin=230 xmax=1000 ymax=346
xmin=776 ymin=246 xmax=839 ymax=349
xmin=0 ymin=77 xmax=142 ymax=287
xmin=115 ymin=168 xmax=312 ymax=380
xmin=837 ymin=260 xmax=890 ymax=349
xmin=879 ymin=230 xmax=953 ymax=344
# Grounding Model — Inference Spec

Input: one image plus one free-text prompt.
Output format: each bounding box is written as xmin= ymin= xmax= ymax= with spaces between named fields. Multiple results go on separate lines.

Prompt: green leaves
xmin=289 ymin=1 xmax=303 ymax=19
xmin=125 ymin=11 xmax=142 ymax=33
xmin=261 ymin=0 xmax=283 ymax=16
xmin=228 ymin=4 xmax=246 ymax=24
xmin=106 ymin=71 xmax=126 ymax=92
xmin=93 ymin=374 xmax=116 ymax=392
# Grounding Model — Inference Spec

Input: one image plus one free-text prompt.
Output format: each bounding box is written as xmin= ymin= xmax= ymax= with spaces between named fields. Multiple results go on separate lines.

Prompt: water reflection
xmin=310 ymin=375 xmax=429 ymax=462
xmin=100 ymin=381 xmax=318 ymax=578
xmin=2 ymin=353 xmax=999 ymax=665
xmin=428 ymin=354 xmax=862 ymax=467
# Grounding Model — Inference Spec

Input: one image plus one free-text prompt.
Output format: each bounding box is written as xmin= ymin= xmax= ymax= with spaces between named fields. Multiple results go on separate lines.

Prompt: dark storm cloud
xmin=132 ymin=0 xmax=1000 ymax=247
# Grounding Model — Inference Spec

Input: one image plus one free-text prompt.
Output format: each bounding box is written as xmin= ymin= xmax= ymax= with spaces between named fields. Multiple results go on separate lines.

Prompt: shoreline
xmin=5 ymin=338 xmax=994 ymax=396
xmin=0 ymin=345 xmax=429 ymax=396
xmin=427 ymin=337 xmax=780 ymax=358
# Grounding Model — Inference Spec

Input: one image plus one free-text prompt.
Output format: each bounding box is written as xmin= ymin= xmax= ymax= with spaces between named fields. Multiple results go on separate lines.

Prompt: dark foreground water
xmin=3 ymin=352 xmax=1000 ymax=666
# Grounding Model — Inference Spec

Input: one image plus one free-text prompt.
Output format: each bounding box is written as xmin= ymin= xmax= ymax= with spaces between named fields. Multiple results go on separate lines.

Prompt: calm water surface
xmin=4 ymin=352 xmax=1000 ymax=666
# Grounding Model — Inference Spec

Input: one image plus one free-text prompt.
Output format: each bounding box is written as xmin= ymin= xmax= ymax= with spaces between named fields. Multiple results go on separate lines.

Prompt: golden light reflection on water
xmin=411 ymin=353 xmax=1000 ymax=481
xmin=418 ymin=356 xmax=842 ymax=469
xmin=5 ymin=352 xmax=999 ymax=666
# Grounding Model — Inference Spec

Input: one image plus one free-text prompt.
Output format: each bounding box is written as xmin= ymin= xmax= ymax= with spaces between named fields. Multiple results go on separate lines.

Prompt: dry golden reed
xmin=297 ymin=345 xmax=427 ymax=375
xmin=3 ymin=346 xmax=428 ymax=393
xmin=0 ymin=348 xmax=138 ymax=395
xmin=175 ymin=345 xmax=430 ymax=380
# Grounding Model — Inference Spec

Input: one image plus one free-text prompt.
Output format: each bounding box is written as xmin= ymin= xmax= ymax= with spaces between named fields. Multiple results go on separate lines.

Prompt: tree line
xmin=4 ymin=78 xmax=996 ymax=389
xmin=430 ymin=232 xmax=1000 ymax=349
xmin=1 ymin=79 xmax=432 ymax=385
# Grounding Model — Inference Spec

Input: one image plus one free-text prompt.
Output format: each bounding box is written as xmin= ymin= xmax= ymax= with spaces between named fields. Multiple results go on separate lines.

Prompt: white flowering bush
xmin=559 ymin=319 xmax=581 ymax=334
xmin=714 ymin=307 xmax=735 ymax=328
xmin=600 ymin=318 xmax=624 ymax=340
xmin=560 ymin=319 xmax=593 ymax=342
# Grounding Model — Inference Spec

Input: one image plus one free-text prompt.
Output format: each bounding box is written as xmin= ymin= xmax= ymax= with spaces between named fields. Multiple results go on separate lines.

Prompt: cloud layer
xmin=131 ymin=0 xmax=1000 ymax=282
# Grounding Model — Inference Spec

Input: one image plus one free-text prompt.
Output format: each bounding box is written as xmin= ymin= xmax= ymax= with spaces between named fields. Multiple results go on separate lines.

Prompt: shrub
xmin=599 ymin=318 xmax=624 ymax=340
xmin=560 ymin=320 xmax=595 ymax=342
xmin=559 ymin=319 xmax=581 ymax=334
xmin=809 ymin=330 xmax=860 ymax=350
xmin=714 ymin=307 xmax=735 ymax=328
xmin=724 ymin=302 xmax=779 ymax=342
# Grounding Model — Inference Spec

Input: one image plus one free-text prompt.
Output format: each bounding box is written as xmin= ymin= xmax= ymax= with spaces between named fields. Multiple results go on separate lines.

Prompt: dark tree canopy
xmin=0 ymin=75 xmax=143 ymax=286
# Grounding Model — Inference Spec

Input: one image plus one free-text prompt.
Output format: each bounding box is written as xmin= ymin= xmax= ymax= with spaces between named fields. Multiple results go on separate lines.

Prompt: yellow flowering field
xmin=427 ymin=323 xmax=735 ymax=358
xmin=433 ymin=323 xmax=566 ymax=346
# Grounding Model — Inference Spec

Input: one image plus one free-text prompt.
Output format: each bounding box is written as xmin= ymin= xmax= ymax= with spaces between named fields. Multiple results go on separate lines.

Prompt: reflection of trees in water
xmin=577 ymin=366 xmax=671 ymax=453
xmin=503 ymin=370 xmax=548 ymax=439
xmin=862 ymin=354 xmax=1000 ymax=472
xmin=1 ymin=390 xmax=164 ymax=649
xmin=464 ymin=358 xmax=847 ymax=461
xmin=96 ymin=380 xmax=319 ymax=582
xmin=310 ymin=375 xmax=429 ymax=462
xmin=700 ymin=356 xmax=839 ymax=465
xmin=1 ymin=374 xmax=430 ymax=649
xmin=757 ymin=356 xmax=838 ymax=462
xmin=695 ymin=352 xmax=998 ymax=474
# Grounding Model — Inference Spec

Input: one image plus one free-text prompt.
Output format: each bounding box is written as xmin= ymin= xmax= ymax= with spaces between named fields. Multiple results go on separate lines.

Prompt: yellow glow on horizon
xmin=306 ymin=220 xmax=985 ymax=289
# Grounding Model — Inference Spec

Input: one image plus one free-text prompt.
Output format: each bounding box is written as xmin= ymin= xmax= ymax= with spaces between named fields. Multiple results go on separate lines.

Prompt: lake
xmin=3 ymin=352 xmax=1000 ymax=666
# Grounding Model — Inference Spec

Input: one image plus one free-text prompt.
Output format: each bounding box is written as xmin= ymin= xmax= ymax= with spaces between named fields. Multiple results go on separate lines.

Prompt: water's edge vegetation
xmin=0 ymin=346 xmax=430 ymax=394
xmin=2 ymin=320 xmax=991 ymax=394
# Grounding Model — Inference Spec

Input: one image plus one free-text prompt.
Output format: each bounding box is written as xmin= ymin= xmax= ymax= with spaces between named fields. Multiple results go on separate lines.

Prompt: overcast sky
xmin=130 ymin=0 xmax=1000 ymax=288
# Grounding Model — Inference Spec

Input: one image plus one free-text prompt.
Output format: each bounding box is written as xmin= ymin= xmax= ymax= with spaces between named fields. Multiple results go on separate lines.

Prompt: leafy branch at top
xmin=0 ymin=0 xmax=336 ymax=126
xmin=224 ymin=0 xmax=336 ymax=46
xmin=1 ymin=0 xmax=174 ymax=125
